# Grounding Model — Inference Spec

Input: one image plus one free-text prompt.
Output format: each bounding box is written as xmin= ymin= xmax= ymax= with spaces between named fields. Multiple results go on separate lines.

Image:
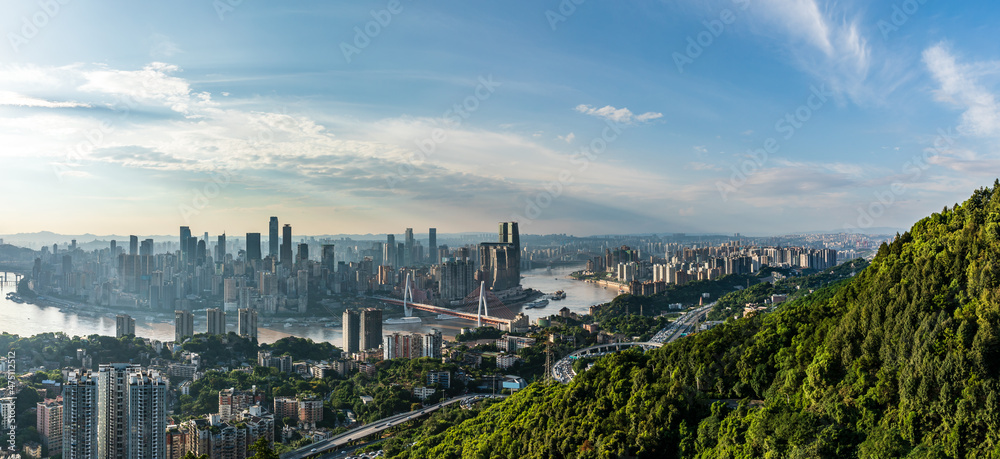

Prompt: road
xmin=281 ymin=394 xmax=501 ymax=459
xmin=553 ymin=302 xmax=716 ymax=383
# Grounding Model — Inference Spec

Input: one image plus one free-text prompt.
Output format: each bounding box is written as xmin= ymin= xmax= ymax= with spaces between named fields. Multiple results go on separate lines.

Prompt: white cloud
xmin=557 ymin=132 xmax=575 ymax=143
xmin=0 ymin=91 xmax=89 ymax=108
xmin=924 ymin=43 xmax=1000 ymax=137
xmin=78 ymin=62 xmax=209 ymax=114
xmin=574 ymin=104 xmax=663 ymax=124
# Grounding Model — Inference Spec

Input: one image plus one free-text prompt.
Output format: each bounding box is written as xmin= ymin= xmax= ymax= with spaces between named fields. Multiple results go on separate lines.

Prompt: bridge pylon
xmin=403 ymin=272 xmax=413 ymax=317
xmin=476 ymin=281 xmax=489 ymax=328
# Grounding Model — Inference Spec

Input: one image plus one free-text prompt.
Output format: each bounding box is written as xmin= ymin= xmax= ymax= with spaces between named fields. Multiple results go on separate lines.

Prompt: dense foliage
xmin=394 ymin=183 xmax=1000 ymax=458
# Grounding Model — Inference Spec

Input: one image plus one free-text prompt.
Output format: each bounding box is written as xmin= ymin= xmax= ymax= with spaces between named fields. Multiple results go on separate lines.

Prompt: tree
xmin=249 ymin=436 xmax=279 ymax=459
xmin=181 ymin=452 xmax=209 ymax=459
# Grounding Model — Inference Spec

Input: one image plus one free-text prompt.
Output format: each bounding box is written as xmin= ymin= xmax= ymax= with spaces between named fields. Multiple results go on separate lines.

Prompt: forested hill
xmin=396 ymin=183 xmax=1000 ymax=458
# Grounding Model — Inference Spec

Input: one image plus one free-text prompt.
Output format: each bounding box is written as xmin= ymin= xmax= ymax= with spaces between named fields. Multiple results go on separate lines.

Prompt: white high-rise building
xmin=97 ymin=364 xmax=167 ymax=459
xmin=62 ymin=370 xmax=98 ymax=459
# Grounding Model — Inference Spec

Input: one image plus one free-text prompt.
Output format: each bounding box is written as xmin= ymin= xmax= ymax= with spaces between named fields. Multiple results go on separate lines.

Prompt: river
xmin=0 ymin=265 xmax=620 ymax=345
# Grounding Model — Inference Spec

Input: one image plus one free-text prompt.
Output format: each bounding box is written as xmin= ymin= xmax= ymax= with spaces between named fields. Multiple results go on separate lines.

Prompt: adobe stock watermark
xmin=717 ymin=84 xmax=834 ymax=201
xmin=877 ymin=0 xmax=930 ymax=40
xmin=340 ymin=0 xmax=408 ymax=63
xmin=512 ymin=118 xmax=626 ymax=225
xmin=7 ymin=0 xmax=72 ymax=53
xmin=673 ymin=0 xmax=749 ymax=73
xmin=213 ymin=0 xmax=244 ymax=21
xmin=384 ymin=75 xmax=501 ymax=190
xmin=545 ymin=0 xmax=586 ymax=31
xmin=5 ymin=351 xmax=15 ymax=454
xmin=52 ymin=94 xmax=137 ymax=182
xmin=844 ymin=127 xmax=957 ymax=231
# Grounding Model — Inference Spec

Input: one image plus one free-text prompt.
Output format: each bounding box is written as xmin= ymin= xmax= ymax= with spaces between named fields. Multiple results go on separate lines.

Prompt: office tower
xmin=216 ymin=234 xmax=226 ymax=261
xmin=206 ymin=308 xmax=226 ymax=335
xmin=62 ymin=370 xmax=98 ymax=459
xmin=269 ymin=216 xmax=279 ymax=257
xmin=140 ymin=239 xmax=153 ymax=257
xmin=297 ymin=243 xmax=309 ymax=267
xmin=180 ymin=226 xmax=191 ymax=263
xmin=238 ymin=308 xmax=258 ymax=341
xmin=359 ymin=308 xmax=382 ymax=351
xmin=342 ymin=310 xmax=360 ymax=354
xmin=175 ymin=310 xmax=194 ymax=343
xmin=97 ymin=364 xmax=167 ymax=459
xmin=428 ymin=228 xmax=438 ymax=264
xmin=321 ymin=244 xmax=335 ymax=272
xmin=129 ymin=235 xmax=138 ymax=255
xmin=110 ymin=240 xmax=117 ymax=255
xmin=37 ymin=397 xmax=63 ymax=457
xmin=404 ymin=228 xmax=414 ymax=266
xmin=397 ymin=242 xmax=405 ymax=268
xmin=478 ymin=222 xmax=522 ymax=292
xmin=246 ymin=233 xmax=262 ymax=261
xmin=423 ymin=329 xmax=443 ymax=358
xmin=115 ymin=314 xmax=135 ymax=338
xmin=281 ymin=224 xmax=293 ymax=269
xmin=384 ymin=235 xmax=396 ymax=267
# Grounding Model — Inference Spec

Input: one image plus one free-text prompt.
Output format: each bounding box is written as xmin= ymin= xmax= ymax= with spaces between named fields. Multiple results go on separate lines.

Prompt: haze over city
xmin=1 ymin=1 xmax=998 ymax=237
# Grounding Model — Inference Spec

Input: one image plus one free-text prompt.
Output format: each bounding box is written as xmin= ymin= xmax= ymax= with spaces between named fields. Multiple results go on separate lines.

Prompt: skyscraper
xmin=359 ymin=308 xmax=382 ymax=351
xmin=384 ymin=234 xmax=396 ymax=267
xmin=428 ymin=228 xmax=437 ymax=264
xmin=423 ymin=329 xmax=443 ymax=358
xmin=129 ymin=235 xmax=138 ymax=256
xmin=269 ymin=216 xmax=279 ymax=257
xmin=96 ymin=364 xmax=167 ymax=459
xmin=180 ymin=226 xmax=191 ymax=263
xmin=62 ymin=370 xmax=98 ymax=459
xmin=206 ymin=308 xmax=226 ymax=335
xmin=216 ymin=234 xmax=226 ymax=261
xmin=281 ymin=224 xmax=293 ymax=269
xmin=246 ymin=233 xmax=262 ymax=261
xmin=478 ymin=222 xmax=522 ymax=292
xmin=175 ymin=310 xmax=194 ymax=343
xmin=140 ymin=239 xmax=153 ymax=257
xmin=115 ymin=314 xmax=135 ymax=338
xmin=342 ymin=309 xmax=360 ymax=354
xmin=321 ymin=244 xmax=335 ymax=272
xmin=404 ymin=228 xmax=414 ymax=266
xmin=238 ymin=308 xmax=258 ymax=341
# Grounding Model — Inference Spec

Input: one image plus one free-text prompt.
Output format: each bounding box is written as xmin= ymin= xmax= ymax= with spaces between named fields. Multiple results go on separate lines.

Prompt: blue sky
xmin=1 ymin=0 xmax=999 ymax=236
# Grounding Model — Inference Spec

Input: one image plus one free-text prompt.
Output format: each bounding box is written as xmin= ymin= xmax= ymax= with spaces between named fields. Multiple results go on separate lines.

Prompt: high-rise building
xmin=206 ymin=308 xmax=226 ymax=335
xmin=175 ymin=310 xmax=194 ymax=343
xmin=218 ymin=388 xmax=262 ymax=421
xmin=246 ymin=233 xmax=262 ymax=261
xmin=321 ymin=244 xmax=335 ymax=272
xmin=439 ymin=257 xmax=476 ymax=301
xmin=129 ymin=235 xmax=138 ymax=256
xmin=296 ymin=243 xmax=309 ymax=267
xmin=62 ymin=370 xmax=98 ymax=459
xmin=238 ymin=308 xmax=258 ymax=341
xmin=342 ymin=310 xmax=360 ymax=354
xmin=384 ymin=235 xmax=396 ymax=267
xmin=404 ymin=228 xmax=414 ymax=266
xmin=180 ymin=226 xmax=192 ymax=264
xmin=359 ymin=308 xmax=382 ymax=351
xmin=281 ymin=224 xmax=293 ymax=269
xmin=478 ymin=222 xmax=522 ymax=292
xmin=269 ymin=216 xmax=279 ymax=257
xmin=428 ymin=228 xmax=438 ymax=264
xmin=96 ymin=364 xmax=167 ymax=459
xmin=38 ymin=397 xmax=63 ymax=457
xmin=140 ymin=239 xmax=153 ymax=257
xmin=423 ymin=329 xmax=443 ymax=358
xmin=216 ymin=234 xmax=226 ymax=261
xmin=115 ymin=314 xmax=135 ymax=338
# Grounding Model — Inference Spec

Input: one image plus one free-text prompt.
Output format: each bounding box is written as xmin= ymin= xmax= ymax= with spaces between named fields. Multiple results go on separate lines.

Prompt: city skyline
xmin=2 ymin=2 xmax=999 ymax=236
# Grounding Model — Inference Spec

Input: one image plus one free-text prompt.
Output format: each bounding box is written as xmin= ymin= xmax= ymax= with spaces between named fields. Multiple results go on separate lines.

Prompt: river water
xmin=0 ymin=265 xmax=620 ymax=345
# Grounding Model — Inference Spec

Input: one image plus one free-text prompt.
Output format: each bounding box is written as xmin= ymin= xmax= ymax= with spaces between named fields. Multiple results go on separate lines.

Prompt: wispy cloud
xmin=924 ymin=43 xmax=1000 ymax=137
xmin=574 ymin=104 xmax=663 ymax=124
xmin=0 ymin=91 xmax=89 ymax=108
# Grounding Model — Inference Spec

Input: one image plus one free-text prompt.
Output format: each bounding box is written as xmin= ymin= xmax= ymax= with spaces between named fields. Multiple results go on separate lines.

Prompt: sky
xmin=1 ymin=1 xmax=999 ymax=237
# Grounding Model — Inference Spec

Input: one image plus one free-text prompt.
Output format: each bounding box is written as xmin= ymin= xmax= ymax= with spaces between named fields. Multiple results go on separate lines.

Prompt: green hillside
xmin=394 ymin=183 xmax=1000 ymax=458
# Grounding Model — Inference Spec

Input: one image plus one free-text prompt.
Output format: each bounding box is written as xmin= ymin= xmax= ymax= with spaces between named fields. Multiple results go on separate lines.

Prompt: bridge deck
xmin=375 ymin=297 xmax=511 ymax=325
